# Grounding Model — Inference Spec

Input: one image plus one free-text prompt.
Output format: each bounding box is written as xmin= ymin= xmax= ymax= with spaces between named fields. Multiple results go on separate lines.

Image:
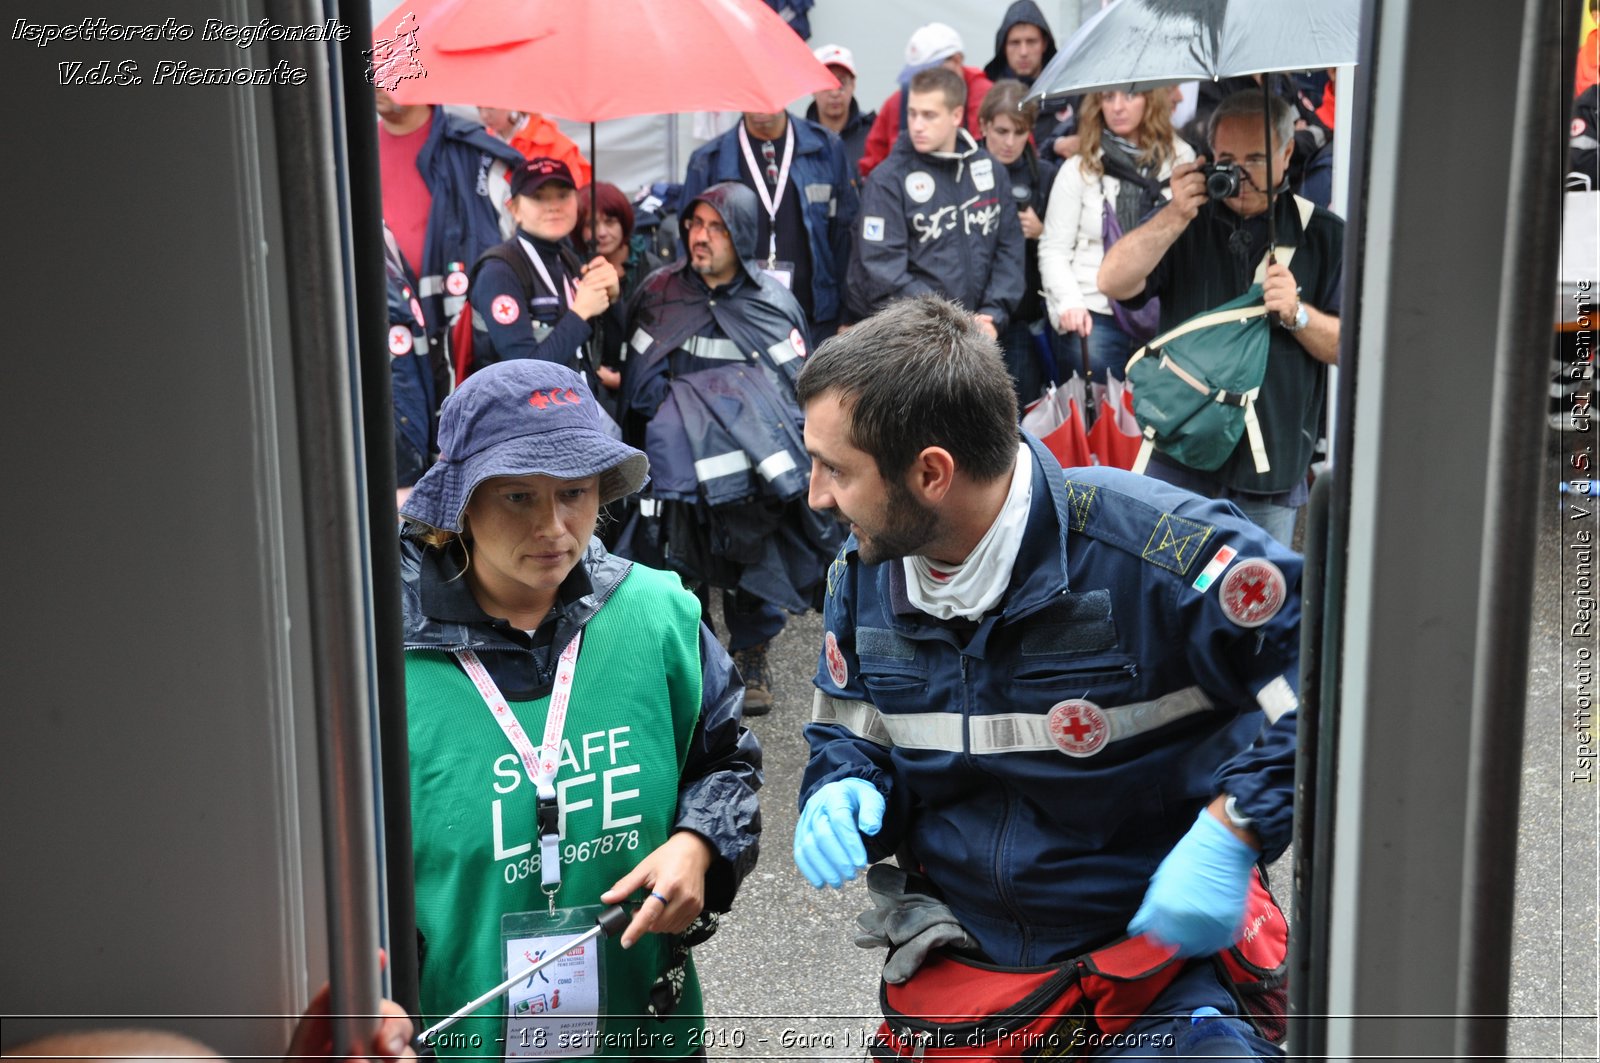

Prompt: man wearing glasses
xmin=619 ymin=182 xmax=834 ymax=715
xmin=1098 ymin=91 xmax=1345 ymax=547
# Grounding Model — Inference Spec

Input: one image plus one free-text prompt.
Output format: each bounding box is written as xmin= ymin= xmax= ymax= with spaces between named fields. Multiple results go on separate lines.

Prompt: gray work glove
xmin=853 ymin=863 xmax=978 ymax=984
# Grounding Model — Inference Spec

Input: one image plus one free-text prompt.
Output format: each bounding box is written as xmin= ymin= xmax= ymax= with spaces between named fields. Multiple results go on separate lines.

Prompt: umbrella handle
xmin=1078 ymin=333 xmax=1097 ymax=421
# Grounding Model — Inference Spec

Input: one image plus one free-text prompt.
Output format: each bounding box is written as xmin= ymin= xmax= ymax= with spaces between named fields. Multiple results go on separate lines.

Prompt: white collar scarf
xmin=904 ymin=444 xmax=1032 ymax=621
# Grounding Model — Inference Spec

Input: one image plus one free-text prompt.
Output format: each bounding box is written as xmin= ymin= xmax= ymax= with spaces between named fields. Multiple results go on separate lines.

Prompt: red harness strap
xmin=870 ymin=871 xmax=1289 ymax=1060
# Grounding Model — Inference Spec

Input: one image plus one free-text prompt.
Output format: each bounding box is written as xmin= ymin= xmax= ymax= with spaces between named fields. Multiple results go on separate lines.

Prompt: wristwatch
xmin=1283 ymin=300 xmax=1309 ymax=332
xmin=1222 ymin=795 xmax=1255 ymax=832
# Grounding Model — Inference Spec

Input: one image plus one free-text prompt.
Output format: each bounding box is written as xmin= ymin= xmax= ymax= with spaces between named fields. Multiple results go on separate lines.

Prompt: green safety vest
xmin=408 ymin=563 xmax=706 ymax=1058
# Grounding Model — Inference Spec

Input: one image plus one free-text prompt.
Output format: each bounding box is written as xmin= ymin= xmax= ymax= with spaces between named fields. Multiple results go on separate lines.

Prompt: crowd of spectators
xmin=376 ymin=6 xmax=1352 ymax=685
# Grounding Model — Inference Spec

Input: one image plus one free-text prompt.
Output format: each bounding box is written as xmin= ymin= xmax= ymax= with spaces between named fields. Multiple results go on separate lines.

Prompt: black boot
xmin=731 ymin=641 xmax=773 ymax=716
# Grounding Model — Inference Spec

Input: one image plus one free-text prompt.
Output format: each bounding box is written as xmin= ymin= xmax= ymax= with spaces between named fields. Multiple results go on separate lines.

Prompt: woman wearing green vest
xmin=398 ymin=360 xmax=762 ymax=1060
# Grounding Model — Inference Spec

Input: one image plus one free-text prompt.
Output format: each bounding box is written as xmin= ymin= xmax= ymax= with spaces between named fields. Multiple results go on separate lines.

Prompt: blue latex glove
xmin=794 ymin=778 xmax=885 ymax=889
xmin=1128 ymin=809 xmax=1257 ymax=957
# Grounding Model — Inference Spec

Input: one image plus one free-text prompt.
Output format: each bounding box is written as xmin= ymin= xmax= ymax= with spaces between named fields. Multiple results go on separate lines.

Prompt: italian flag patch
xmin=1191 ymin=545 xmax=1238 ymax=593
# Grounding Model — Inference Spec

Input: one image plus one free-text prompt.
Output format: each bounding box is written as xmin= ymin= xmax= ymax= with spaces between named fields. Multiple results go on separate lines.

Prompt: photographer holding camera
xmin=1098 ymin=91 xmax=1343 ymax=545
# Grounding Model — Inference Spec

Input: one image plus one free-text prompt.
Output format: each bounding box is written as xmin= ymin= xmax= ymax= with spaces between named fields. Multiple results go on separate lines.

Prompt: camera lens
xmin=1205 ymin=164 xmax=1241 ymax=200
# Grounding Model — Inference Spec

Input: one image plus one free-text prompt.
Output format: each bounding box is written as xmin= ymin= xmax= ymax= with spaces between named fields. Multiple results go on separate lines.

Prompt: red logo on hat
xmin=528 ymin=387 xmax=582 ymax=410
xmin=491 ymin=294 xmax=520 ymax=325
xmin=1048 ymin=699 xmax=1109 ymax=758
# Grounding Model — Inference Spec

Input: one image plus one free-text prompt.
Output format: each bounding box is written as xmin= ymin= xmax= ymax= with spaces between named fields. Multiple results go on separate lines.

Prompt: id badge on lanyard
xmin=456 ymin=632 xmax=582 ymax=911
xmin=500 ymin=905 xmax=610 ymax=1058
xmin=738 ymin=122 xmax=796 ymax=277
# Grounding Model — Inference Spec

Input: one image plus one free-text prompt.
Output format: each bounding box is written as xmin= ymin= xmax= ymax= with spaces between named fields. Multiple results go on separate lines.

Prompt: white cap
xmin=812 ymin=43 xmax=857 ymax=78
xmin=901 ymin=22 xmax=963 ymax=78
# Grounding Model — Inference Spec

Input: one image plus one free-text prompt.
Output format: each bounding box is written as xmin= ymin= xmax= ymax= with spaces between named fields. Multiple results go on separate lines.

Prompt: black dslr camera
xmin=1201 ymin=161 xmax=1243 ymax=200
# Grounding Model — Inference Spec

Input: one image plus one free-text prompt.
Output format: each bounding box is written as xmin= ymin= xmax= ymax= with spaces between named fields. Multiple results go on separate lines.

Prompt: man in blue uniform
xmin=382 ymin=223 xmax=438 ymax=494
xmin=680 ymin=104 xmax=858 ymax=339
xmin=792 ymin=295 xmax=1298 ymax=1056
xmin=618 ymin=182 xmax=839 ymax=715
xmin=376 ymin=92 xmax=524 ymax=340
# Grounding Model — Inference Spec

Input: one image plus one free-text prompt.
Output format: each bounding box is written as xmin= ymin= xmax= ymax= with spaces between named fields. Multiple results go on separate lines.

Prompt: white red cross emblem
xmin=790 ymin=328 xmax=807 ymax=358
xmin=824 ymin=630 xmax=849 ymax=689
xmin=388 ymin=324 xmax=413 ymax=356
xmin=1048 ymin=699 xmax=1109 ymax=758
xmin=491 ymin=294 xmax=520 ymax=325
xmin=1219 ymin=558 xmax=1287 ymax=628
xmin=445 ymin=270 xmax=470 ymax=296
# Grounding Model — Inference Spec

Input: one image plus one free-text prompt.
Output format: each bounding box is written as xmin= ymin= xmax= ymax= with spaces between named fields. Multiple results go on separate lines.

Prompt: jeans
xmin=1142 ymin=456 xmax=1303 ymax=550
xmin=1001 ymin=317 xmax=1051 ymax=409
xmin=1228 ymin=495 xmax=1300 ymax=548
xmin=1084 ymin=311 xmax=1139 ymax=381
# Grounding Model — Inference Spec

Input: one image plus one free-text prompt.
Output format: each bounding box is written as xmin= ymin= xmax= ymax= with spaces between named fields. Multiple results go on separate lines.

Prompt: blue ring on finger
xmin=648 ymin=891 xmax=669 ymax=905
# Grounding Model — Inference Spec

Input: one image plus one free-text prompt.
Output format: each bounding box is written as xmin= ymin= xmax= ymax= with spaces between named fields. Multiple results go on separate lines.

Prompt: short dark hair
xmin=908 ymin=66 xmax=966 ymax=112
xmin=796 ymin=295 xmax=1018 ymax=483
xmin=979 ymin=78 xmax=1038 ymax=131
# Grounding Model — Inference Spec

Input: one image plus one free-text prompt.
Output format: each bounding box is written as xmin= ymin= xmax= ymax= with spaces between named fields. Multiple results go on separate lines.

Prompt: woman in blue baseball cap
xmin=399 ymin=360 xmax=762 ymax=1058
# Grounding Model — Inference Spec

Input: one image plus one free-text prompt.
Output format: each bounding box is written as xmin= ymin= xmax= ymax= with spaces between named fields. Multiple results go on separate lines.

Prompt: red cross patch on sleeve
xmin=491 ymin=294 xmax=520 ymax=325
xmin=1219 ymin=558 xmax=1287 ymax=628
xmin=388 ymin=325 xmax=413 ymax=355
xmin=824 ymin=630 xmax=849 ymax=688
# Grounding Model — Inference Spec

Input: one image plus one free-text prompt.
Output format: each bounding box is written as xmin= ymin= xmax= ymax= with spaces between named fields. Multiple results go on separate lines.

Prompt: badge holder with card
xmin=449 ymin=635 xmax=614 ymax=1059
xmin=502 ymin=905 xmax=611 ymax=1059
xmin=761 ymin=259 xmax=795 ymax=290
xmin=738 ymin=122 xmax=798 ymax=292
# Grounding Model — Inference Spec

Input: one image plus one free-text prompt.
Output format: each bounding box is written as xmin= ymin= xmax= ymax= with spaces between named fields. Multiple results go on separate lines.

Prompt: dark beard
xmin=854 ymin=477 xmax=939 ymax=566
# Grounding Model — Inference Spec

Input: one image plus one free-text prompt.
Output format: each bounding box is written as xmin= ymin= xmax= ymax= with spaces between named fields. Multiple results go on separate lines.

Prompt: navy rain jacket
xmin=847 ymin=129 xmax=1025 ymax=331
xmin=384 ymin=227 xmax=438 ymax=486
xmin=413 ymin=108 xmax=525 ymax=337
xmin=620 ymin=183 xmax=811 ymax=428
xmin=801 ymin=440 xmax=1301 ymax=966
xmin=680 ymin=114 xmax=859 ymax=325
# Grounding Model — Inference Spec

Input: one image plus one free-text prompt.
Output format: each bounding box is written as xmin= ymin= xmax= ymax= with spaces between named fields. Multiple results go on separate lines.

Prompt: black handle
xmin=596 ymin=904 xmax=631 ymax=938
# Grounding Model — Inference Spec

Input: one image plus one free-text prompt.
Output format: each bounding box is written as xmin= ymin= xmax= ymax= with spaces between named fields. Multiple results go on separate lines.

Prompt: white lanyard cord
xmin=517 ymin=236 xmax=578 ymax=310
xmin=737 ymin=120 xmax=795 ymax=266
xmin=456 ymin=631 xmax=583 ymax=892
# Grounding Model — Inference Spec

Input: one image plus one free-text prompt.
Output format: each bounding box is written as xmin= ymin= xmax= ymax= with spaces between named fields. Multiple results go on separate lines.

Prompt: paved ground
xmin=1507 ymin=433 xmax=1598 ymax=1061
xmin=690 ymin=439 xmax=1598 ymax=1060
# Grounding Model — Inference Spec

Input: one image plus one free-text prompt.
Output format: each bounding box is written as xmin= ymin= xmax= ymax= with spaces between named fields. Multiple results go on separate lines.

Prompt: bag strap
xmin=1097 ymin=148 xmax=1167 ymax=203
xmin=1252 ymin=195 xmax=1316 ymax=283
xmin=471 ymin=243 xmax=541 ymax=306
xmin=1243 ymin=397 xmax=1271 ymax=473
xmin=1148 ymin=303 xmax=1267 ymax=349
xmin=1132 ymin=434 xmax=1156 ymax=475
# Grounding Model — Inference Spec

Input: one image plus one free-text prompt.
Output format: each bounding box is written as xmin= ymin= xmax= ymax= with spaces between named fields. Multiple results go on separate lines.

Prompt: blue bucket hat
xmin=400 ymin=361 xmax=648 ymax=533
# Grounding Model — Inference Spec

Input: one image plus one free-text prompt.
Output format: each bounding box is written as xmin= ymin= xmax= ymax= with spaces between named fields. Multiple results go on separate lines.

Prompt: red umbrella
xmin=379 ymin=0 xmax=838 ymax=121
